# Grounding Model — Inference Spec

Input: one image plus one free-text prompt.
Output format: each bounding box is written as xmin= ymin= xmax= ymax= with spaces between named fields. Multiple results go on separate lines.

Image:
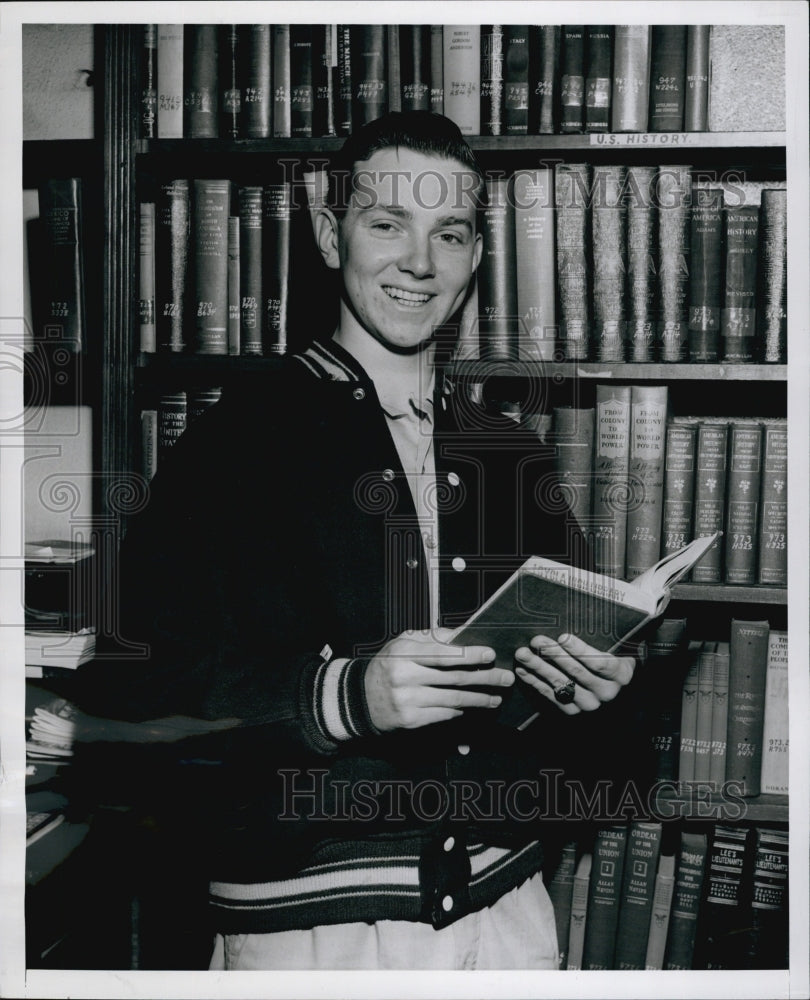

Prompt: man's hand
xmin=364 ymin=628 xmax=515 ymax=732
xmin=513 ymin=633 xmax=636 ymax=716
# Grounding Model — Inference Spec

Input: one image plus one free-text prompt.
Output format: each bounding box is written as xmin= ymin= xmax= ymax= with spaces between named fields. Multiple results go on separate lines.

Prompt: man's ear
xmin=471 ymin=232 xmax=483 ymax=274
xmin=314 ymin=208 xmax=341 ymax=270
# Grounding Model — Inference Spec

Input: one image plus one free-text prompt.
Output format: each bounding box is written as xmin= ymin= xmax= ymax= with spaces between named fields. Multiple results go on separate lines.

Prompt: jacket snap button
xmin=443 ymin=836 xmax=455 ymax=852
xmin=442 ymin=895 xmax=453 ymax=912
xmin=406 ymin=558 xmax=419 ymax=570
xmin=447 ymin=472 xmax=460 ymax=487
xmin=382 ymin=468 xmax=395 ymax=481
xmin=352 ymin=387 xmax=365 ymax=400
xmin=457 ymin=744 xmax=470 ymax=756
xmin=452 ymin=557 xmax=466 ymax=572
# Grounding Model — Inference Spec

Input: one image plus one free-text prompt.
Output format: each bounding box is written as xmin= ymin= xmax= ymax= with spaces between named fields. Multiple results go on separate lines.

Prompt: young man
xmin=76 ymin=112 xmax=636 ymax=970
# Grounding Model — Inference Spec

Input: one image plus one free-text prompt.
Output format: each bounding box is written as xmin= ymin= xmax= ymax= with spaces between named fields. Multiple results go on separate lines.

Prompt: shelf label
xmin=590 ymin=133 xmax=697 ymax=146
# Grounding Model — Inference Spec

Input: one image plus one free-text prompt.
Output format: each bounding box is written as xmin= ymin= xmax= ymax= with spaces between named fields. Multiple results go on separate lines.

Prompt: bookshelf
xmin=24 ymin=22 xmax=792 ymax=973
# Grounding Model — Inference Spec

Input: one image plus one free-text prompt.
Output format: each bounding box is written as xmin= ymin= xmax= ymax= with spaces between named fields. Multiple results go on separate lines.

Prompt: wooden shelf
xmin=670 ymin=583 xmax=786 ymax=604
xmin=135 ymin=132 xmax=787 ymax=156
xmin=23 ymin=139 xmax=103 ymax=183
xmin=653 ymin=789 xmax=789 ymax=823
xmin=452 ymin=361 xmax=787 ymax=382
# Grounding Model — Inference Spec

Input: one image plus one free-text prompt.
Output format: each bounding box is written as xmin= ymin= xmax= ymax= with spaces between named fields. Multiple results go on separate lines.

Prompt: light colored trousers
xmin=209 ymin=871 xmax=559 ymax=970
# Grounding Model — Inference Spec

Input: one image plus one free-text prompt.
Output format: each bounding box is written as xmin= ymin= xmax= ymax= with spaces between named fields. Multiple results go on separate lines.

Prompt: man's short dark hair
xmin=328 ymin=110 xmax=486 ymax=217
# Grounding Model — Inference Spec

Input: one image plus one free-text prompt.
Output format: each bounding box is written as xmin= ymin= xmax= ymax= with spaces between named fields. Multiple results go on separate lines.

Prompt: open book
xmin=449 ymin=532 xmax=720 ymax=728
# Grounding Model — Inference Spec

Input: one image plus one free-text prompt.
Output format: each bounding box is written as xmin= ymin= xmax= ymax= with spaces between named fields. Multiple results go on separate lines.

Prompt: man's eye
xmin=438 ymin=232 xmax=464 ymax=245
xmin=371 ymin=221 xmax=397 ymax=232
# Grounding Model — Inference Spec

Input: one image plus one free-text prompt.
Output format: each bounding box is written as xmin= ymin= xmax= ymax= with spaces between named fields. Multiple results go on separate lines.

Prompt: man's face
xmin=334 ymin=147 xmax=483 ymax=352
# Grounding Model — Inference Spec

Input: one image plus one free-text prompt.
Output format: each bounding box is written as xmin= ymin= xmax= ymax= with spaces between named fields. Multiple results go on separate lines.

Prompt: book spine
xmin=661 ymin=418 xmax=698 ymax=558
xmin=691 ymin=419 xmax=728 ymax=582
xmin=219 ymin=25 xmax=240 ymax=139
xmin=721 ymin=206 xmax=760 ymax=362
xmin=663 ymin=830 xmax=708 ymax=969
xmin=429 ymin=25 xmax=444 ymax=114
xmin=724 ymin=421 xmax=763 ymax=584
xmin=477 ymin=177 xmax=518 ymax=360
xmin=387 ymin=26 xmax=401 ymax=113
xmin=503 ymin=25 xmax=529 ymax=134
xmin=262 ymin=183 xmax=292 ymax=356
xmin=157 ymin=24 xmax=184 ymax=138
xmin=726 ymin=619 xmax=770 ymax=796
xmin=528 ymin=25 xmax=560 ymax=134
xmin=756 ymin=419 xmax=787 ymax=585
xmin=192 ymin=179 xmax=230 ymax=355
xmin=625 ymin=384 xmax=668 ymax=578
xmin=480 ymin=25 xmax=504 ymax=137
xmin=552 ymin=407 xmax=595 ymax=530
xmin=227 ymin=215 xmax=240 ymax=355
xmin=546 ymin=842 xmax=578 ymax=969
xmin=688 ymin=186 xmax=724 ymax=362
xmin=400 ymin=26 xmax=430 ymax=112
xmin=582 ymin=825 xmax=627 ymax=969
xmin=760 ymin=630 xmax=788 ymax=794
xmin=693 ymin=641 xmax=717 ymax=782
xmin=657 ymin=164 xmax=692 ymax=362
xmin=649 ymin=25 xmax=687 ymax=131
xmin=140 ymin=408 xmax=158 ymax=482
xmin=184 ymin=25 xmax=219 ymax=139
xmin=592 ymin=384 xmax=632 ymax=578
xmin=312 ymin=25 xmax=337 ymax=137
xmin=555 ymin=163 xmax=591 ymax=360
xmin=443 ymin=26 xmax=480 ymax=134
xmin=684 ymin=26 xmax=710 ymax=131
xmin=592 ymin=164 xmax=627 ymax=362
xmin=566 ymin=853 xmax=592 ymax=970
xmin=644 ymin=854 xmax=676 ymax=969
xmin=626 ymin=166 xmax=658 ymax=361
xmin=614 ymin=822 xmax=663 ymax=969
xmin=158 ymin=391 xmax=187 ymax=465
xmin=560 ymin=26 xmax=585 ymax=133
xmin=645 ymin=619 xmax=689 ymax=783
xmin=677 ymin=644 xmax=701 ymax=783
xmin=336 ymin=25 xmax=353 ymax=134
xmin=757 ymin=188 xmax=787 ymax=363
xmin=611 ymin=25 xmax=651 ymax=132
xmin=290 ymin=25 xmax=313 ymax=138
xmin=155 ymin=178 xmax=189 ymax=353
xmin=352 ymin=25 xmax=387 ymax=126
xmin=709 ymin=640 xmax=730 ymax=787
xmin=696 ymin=824 xmax=753 ymax=968
xmin=749 ymin=827 xmax=789 ymax=969
xmin=138 ymin=201 xmax=156 ymax=353
xmin=140 ymin=24 xmax=157 ymax=139
xmin=238 ymin=186 xmax=263 ymax=356
xmin=240 ymin=24 xmax=272 ymax=139
xmin=38 ymin=177 xmax=85 ymax=351
xmin=584 ymin=26 xmax=612 ymax=132
xmin=272 ymin=25 xmax=291 ymax=138
xmin=513 ymin=167 xmax=556 ymax=361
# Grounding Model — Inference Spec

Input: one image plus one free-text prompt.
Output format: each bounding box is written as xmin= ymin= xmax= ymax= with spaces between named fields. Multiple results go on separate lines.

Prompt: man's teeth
xmin=383 ymin=286 xmax=431 ymax=304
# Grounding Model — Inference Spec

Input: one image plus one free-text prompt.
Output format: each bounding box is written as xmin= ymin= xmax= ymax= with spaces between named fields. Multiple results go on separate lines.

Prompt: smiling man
xmin=75 ymin=111 xmax=636 ymax=971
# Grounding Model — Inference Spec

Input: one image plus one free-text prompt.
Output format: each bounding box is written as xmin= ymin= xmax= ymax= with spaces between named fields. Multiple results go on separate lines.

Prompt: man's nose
xmin=397 ymin=234 xmax=435 ymax=279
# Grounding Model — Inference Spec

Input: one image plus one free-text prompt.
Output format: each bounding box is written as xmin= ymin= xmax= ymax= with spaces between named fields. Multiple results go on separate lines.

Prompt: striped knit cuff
xmin=306 ymin=655 xmax=380 ymax=752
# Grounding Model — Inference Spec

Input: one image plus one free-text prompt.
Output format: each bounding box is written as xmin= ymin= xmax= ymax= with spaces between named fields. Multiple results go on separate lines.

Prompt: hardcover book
xmin=591 ymin=164 xmax=627 ymax=362
xmin=192 ymin=179 xmax=230 ymax=354
xmin=551 ymin=407 xmax=594 ymax=532
xmin=657 ymin=164 xmax=692 ymax=362
xmin=476 ymin=177 xmax=518 ymax=361
xmin=709 ymin=640 xmax=730 ymax=787
xmin=724 ymin=421 xmax=763 ymax=584
xmin=582 ymin=825 xmax=627 ymax=969
xmin=240 ymin=24 xmax=272 ymax=139
xmin=238 ymin=186 xmax=263 ymax=356
xmin=546 ymin=842 xmax=578 ymax=969
xmin=155 ymin=178 xmax=190 ymax=353
xmin=757 ymin=188 xmax=787 ymax=363
xmin=644 ymin=853 xmax=676 ymax=969
xmin=584 ymin=26 xmax=612 ymax=132
xmin=684 ymin=26 xmax=711 ymax=131
xmin=449 ymin=533 xmax=719 ymax=729
xmin=592 ymin=384 xmax=631 ymax=578
xmin=513 ymin=168 xmax=555 ymax=361
xmin=138 ymin=202 xmax=156 ymax=353
xmin=661 ymin=417 xmax=698 ymax=559
xmin=649 ymin=25 xmax=687 ymax=131
xmin=479 ymin=25 xmax=504 ymax=136
xmin=555 ymin=163 xmax=591 ymax=360
xmin=726 ymin=619 xmax=770 ymax=796
xmin=691 ymin=419 xmax=728 ymax=583
xmin=503 ymin=25 xmax=529 ymax=134
xmin=664 ymin=830 xmax=708 ymax=969
xmin=184 ymin=25 xmax=219 ymax=139
xmin=756 ymin=418 xmax=787 ymax=585
xmin=688 ymin=186 xmax=724 ymax=362
xmin=400 ymin=26 xmax=431 ymax=113
xmin=272 ymin=24 xmax=291 ymax=138
xmin=219 ymin=24 xmax=240 ymax=139
xmin=693 ymin=641 xmax=717 ymax=783
xmin=625 ymin=384 xmax=668 ymax=578
xmin=528 ymin=25 xmax=560 ymax=134
xmin=443 ymin=25 xmax=480 ymax=134
xmin=560 ymin=25 xmax=585 ymax=133
xmin=759 ymin=630 xmax=788 ymax=794
xmin=566 ymin=852 xmax=592 ymax=970
xmin=157 ymin=24 xmax=184 ymax=138
xmin=312 ymin=24 xmax=337 ymax=137
xmin=611 ymin=25 xmax=651 ymax=132
xmin=351 ymin=26 xmax=387 ymax=126
xmin=721 ymin=206 xmax=760 ymax=362
xmin=614 ymin=822 xmax=663 ymax=969
xmin=38 ymin=178 xmax=85 ymax=351
xmin=626 ymin=165 xmax=658 ymax=361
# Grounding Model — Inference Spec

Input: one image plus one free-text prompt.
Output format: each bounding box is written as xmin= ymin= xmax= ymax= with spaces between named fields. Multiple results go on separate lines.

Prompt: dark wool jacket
xmin=73 ymin=338 xmax=640 ymax=934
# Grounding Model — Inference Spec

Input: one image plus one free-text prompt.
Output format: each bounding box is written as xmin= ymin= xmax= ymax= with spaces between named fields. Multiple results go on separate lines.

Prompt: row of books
xmin=551 ymin=821 xmax=788 ymax=970
xmin=137 ymin=166 xmax=788 ymax=365
xmin=642 ymin=619 xmax=787 ymax=798
xmin=465 ymin=167 xmax=787 ymax=365
xmin=532 ymin=388 xmax=786 ymax=586
xmin=143 ymin=24 xmax=720 ymax=140
xmin=140 ymin=387 xmax=222 ymax=477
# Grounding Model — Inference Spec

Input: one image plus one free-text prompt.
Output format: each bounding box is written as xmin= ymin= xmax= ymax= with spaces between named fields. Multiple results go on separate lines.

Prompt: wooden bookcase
xmin=24 ymin=23 xmax=791 ymax=970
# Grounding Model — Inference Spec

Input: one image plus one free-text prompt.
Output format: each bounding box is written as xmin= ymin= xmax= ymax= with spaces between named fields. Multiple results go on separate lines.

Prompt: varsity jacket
xmin=73 ymin=337 xmax=638 ymax=934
